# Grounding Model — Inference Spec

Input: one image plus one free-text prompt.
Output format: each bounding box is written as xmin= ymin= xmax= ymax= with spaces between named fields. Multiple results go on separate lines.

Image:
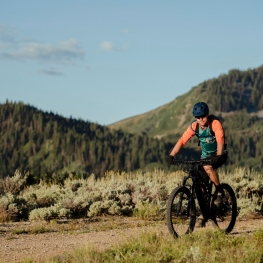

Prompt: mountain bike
xmin=166 ymin=159 xmax=237 ymax=238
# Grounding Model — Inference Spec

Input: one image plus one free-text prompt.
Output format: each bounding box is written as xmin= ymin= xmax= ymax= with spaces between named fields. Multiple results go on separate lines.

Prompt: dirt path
xmin=0 ymin=218 xmax=263 ymax=263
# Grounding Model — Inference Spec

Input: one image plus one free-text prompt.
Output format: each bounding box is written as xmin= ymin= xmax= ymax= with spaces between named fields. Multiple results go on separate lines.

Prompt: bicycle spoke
xmin=212 ymin=183 xmax=237 ymax=233
xmin=166 ymin=186 xmax=196 ymax=237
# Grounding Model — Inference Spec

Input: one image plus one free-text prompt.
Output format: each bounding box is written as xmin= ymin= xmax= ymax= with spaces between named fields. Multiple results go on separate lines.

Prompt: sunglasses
xmin=195 ymin=114 xmax=207 ymax=119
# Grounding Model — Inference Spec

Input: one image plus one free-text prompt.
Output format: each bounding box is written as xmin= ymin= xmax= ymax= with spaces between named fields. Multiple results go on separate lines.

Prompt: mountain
xmin=108 ymin=65 xmax=263 ymax=171
xmin=0 ymin=101 xmax=180 ymax=178
xmin=2 ymin=65 xmax=263 ymax=178
xmin=108 ymin=66 xmax=263 ymax=137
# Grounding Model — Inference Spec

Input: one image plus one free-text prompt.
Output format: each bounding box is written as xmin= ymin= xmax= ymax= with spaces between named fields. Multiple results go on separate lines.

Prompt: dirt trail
xmin=0 ymin=218 xmax=263 ymax=263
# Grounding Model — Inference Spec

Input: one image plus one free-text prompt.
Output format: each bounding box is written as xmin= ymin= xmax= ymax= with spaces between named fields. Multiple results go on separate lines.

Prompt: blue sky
xmin=1 ymin=1 xmax=263 ymax=125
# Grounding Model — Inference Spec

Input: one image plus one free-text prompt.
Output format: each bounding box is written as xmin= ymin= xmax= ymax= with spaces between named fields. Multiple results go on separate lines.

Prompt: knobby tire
xmin=211 ymin=183 xmax=237 ymax=233
xmin=166 ymin=186 xmax=196 ymax=238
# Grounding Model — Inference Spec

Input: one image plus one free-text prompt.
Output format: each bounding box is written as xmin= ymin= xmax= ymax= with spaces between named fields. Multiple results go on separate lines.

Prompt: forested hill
xmin=0 ymin=102 xmax=182 ymax=178
xmin=108 ymin=65 xmax=263 ymax=172
xmin=2 ymin=66 xmax=263 ymax=178
xmin=108 ymin=65 xmax=263 ymax=137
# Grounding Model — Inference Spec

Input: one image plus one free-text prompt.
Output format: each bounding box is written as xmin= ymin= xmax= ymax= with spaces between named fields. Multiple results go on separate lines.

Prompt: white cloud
xmin=0 ymin=39 xmax=85 ymax=64
xmin=100 ymin=41 xmax=128 ymax=52
xmin=100 ymin=41 xmax=116 ymax=51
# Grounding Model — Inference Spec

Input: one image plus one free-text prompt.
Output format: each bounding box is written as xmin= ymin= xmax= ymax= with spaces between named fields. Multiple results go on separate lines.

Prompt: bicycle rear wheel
xmin=211 ymin=183 xmax=237 ymax=233
xmin=166 ymin=186 xmax=196 ymax=238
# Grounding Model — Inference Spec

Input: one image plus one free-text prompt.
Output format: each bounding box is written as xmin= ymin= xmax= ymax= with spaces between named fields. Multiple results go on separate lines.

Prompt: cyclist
xmin=168 ymin=101 xmax=228 ymax=226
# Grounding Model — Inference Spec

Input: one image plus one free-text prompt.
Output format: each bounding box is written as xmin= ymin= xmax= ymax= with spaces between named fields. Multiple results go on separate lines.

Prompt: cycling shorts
xmin=204 ymin=152 xmax=228 ymax=169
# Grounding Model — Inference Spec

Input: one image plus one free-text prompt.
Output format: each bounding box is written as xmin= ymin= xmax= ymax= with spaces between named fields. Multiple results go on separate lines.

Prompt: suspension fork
xmin=193 ymin=175 xmax=210 ymax=218
xmin=175 ymin=175 xmax=190 ymax=216
xmin=180 ymin=175 xmax=195 ymax=217
xmin=188 ymin=179 xmax=196 ymax=217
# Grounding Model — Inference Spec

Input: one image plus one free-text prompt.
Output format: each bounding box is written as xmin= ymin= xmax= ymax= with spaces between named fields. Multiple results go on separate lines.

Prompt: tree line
xmin=2 ymin=85 xmax=263 ymax=180
xmin=0 ymin=101 xmax=178 ymax=179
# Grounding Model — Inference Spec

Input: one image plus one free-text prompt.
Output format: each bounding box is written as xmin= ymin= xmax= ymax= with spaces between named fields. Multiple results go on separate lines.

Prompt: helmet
xmin=192 ymin=102 xmax=209 ymax=117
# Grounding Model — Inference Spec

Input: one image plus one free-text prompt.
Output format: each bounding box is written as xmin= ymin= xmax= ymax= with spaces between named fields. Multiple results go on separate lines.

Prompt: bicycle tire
xmin=211 ymin=183 xmax=237 ymax=233
xmin=166 ymin=186 xmax=196 ymax=238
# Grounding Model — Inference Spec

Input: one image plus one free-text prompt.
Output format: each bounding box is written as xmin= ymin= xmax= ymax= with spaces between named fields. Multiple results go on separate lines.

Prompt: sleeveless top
xmin=177 ymin=119 xmax=226 ymax=159
xmin=197 ymin=126 xmax=217 ymax=158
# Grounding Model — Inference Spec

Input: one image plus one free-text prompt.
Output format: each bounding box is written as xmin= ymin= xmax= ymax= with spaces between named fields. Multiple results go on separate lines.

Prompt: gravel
xmin=0 ymin=218 xmax=262 ymax=263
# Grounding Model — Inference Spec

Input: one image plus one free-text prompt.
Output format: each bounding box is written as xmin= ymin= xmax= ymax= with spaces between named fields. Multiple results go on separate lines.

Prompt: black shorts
xmin=204 ymin=152 xmax=228 ymax=170
xmin=197 ymin=152 xmax=228 ymax=184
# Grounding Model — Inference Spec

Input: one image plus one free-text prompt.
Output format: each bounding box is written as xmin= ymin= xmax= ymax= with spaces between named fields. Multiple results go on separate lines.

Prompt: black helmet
xmin=192 ymin=102 xmax=209 ymax=117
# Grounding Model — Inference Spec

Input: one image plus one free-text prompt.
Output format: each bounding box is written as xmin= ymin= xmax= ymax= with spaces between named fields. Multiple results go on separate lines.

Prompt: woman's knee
xmin=203 ymin=165 xmax=213 ymax=173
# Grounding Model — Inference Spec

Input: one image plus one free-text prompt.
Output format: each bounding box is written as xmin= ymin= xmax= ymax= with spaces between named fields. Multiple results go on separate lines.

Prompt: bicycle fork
xmin=175 ymin=176 xmax=192 ymax=217
xmin=180 ymin=176 xmax=196 ymax=218
xmin=193 ymin=177 xmax=211 ymax=219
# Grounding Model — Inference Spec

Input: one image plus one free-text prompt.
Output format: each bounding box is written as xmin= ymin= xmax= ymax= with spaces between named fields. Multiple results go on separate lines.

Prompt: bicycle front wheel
xmin=166 ymin=186 xmax=196 ymax=238
xmin=211 ymin=183 xmax=237 ymax=233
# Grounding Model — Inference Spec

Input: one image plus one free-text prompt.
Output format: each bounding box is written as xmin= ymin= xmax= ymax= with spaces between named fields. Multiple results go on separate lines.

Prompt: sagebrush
xmin=0 ymin=167 xmax=262 ymax=222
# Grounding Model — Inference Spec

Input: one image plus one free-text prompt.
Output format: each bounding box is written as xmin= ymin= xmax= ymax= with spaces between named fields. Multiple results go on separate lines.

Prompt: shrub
xmin=0 ymin=193 xmax=19 ymax=222
xmin=29 ymin=204 xmax=70 ymax=221
xmin=87 ymin=200 xmax=122 ymax=217
xmin=21 ymin=184 xmax=61 ymax=208
xmin=59 ymin=189 xmax=92 ymax=217
xmin=1 ymin=168 xmax=263 ymax=221
xmin=133 ymin=200 xmax=165 ymax=220
xmin=0 ymin=170 xmax=28 ymax=195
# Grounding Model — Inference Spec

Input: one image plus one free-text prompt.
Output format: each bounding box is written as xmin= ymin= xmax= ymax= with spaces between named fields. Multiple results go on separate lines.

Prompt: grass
xmin=3 ymin=216 xmax=162 ymax=237
xmin=1 ymin=216 xmax=263 ymax=262
xmin=11 ymin=225 xmax=54 ymax=235
xmin=22 ymin=228 xmax=263 ymax=263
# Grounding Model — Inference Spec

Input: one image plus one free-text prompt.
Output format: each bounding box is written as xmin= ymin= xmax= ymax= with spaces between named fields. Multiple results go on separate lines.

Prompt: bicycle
xmin=166 ymin=159 xmax=237 ymax=238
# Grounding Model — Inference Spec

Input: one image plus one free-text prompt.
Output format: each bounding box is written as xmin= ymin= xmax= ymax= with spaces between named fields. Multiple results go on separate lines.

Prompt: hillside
xmin=2 ymin=65 xmax=263 ymax=177
xmin=108 ymin=66 xmax=263 ymax=138
xmin=0 ymin=102 xmax=181 ymax=178
xmin=108 ymin=65 xmax=263 ymax=171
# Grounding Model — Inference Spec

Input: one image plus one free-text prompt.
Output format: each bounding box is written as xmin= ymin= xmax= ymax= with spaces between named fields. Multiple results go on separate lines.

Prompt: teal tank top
xmin=198 ymin=126 xmax=217 ymax=158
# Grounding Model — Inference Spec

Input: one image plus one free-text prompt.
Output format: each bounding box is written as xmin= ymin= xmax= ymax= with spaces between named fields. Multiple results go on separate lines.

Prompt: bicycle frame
xmin=181 ymin=164 xmax=213 ymax=220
